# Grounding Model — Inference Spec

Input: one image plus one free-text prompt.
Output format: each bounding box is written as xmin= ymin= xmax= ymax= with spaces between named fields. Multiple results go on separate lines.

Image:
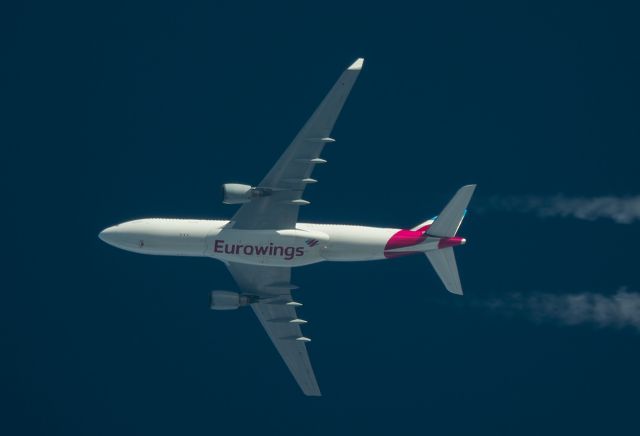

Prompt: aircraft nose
xmin=98 ymin=223 xmax=144 ymax=251
xmin=98 ymin=226 xmax=119 ymax=245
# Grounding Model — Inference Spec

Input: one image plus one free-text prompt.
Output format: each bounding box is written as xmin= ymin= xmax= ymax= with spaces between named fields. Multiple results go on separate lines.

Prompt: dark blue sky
xmin=3 ymin=1 xmax=640 ymax=435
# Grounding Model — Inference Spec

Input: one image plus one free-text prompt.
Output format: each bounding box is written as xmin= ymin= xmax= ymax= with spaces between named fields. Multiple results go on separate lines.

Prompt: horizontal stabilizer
xmin=425 ymin=247 xmax=463 ymax=295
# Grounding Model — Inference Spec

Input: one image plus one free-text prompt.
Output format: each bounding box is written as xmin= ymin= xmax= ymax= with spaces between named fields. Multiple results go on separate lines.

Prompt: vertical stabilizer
xmin=426 ymin=185 xmax=476 ymax=238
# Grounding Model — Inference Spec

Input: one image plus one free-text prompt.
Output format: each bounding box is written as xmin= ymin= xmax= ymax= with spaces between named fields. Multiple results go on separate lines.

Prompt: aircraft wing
xmin=230 ymin=58 xmax=364 ymax=230
xmin=225 ymin=262 xmax=321 ymax=396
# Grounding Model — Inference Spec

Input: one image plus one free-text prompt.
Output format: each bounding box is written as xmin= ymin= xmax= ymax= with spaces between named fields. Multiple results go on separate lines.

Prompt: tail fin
xmin=426 ymin=185 xmax=476 ymax=238
xmin=424 ymin=185 xmax=476 ymax=295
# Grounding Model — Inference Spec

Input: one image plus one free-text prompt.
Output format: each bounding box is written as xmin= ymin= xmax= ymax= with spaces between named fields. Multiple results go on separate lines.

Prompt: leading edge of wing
xmin=259 ymin=57 xmax=365 ymax=189
xmin=230 ymin=58 xmax=364 ymax=230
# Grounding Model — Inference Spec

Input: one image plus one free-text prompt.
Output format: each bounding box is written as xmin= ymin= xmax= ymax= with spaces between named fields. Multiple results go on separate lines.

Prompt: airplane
xmin=98 ymin=58 xmax=476 ymax=396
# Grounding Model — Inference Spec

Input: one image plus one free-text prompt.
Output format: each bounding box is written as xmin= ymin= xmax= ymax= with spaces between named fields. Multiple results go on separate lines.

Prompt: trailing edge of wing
xmin=225 ymin=262 xmax=321 ymax=396
xmin=252 ymin=302 xmax=321 ymax=396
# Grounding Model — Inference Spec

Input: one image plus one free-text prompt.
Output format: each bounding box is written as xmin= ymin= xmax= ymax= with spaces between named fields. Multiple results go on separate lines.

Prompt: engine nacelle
xmin=210 ymin=290 xmax=255 ymax=310
xmin=221 ymin=183 xmax=272 ymax=204
xmin=221 ymin=183 xmax=253 ymax=204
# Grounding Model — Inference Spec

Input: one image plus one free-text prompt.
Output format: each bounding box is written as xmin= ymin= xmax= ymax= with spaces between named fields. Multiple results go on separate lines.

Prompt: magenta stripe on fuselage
xmin=383 ymin=227 xmax=429 ymax=258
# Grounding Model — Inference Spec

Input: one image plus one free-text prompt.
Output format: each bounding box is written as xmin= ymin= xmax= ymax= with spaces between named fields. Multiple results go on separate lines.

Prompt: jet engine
xmin=210 ymin=290 xmax=255 ymax=310
xmin=221 ymin=183 xmax=271 ymax=204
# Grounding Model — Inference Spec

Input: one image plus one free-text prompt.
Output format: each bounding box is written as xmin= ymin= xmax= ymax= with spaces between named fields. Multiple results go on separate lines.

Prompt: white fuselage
xmin=98 ymin=218 xmax=445 ymax=266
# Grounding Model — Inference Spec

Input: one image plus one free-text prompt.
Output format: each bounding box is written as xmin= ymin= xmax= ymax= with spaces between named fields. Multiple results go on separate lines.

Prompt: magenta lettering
xmin=212 ymin=239 xmax=307 ymax=260
xmin=284 ymin=247 xmax=295 ymax=260
xmin=214 ymin=239 xmax=224 ymax=253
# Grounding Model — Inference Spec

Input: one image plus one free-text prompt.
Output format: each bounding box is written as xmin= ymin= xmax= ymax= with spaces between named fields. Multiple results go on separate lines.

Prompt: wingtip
xmin=445 ymin=285 xmax=464 ymax=296
xmin=348 ymin=58 xmax=364 ymax=70
xmin=459 ymin=184 xmax=477 ymax=194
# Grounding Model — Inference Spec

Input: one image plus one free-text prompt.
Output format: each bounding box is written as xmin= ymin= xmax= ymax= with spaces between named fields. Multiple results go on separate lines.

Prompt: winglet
xmin=348 ymin=58 xmax=364 ymax=70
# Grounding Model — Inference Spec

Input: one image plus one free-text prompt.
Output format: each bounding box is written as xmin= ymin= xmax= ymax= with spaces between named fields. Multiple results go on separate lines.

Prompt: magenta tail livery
xmin=99 ymin=58 xmax=476 ymax=397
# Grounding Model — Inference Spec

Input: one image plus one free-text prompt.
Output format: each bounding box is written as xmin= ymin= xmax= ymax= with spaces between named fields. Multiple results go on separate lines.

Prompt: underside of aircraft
xmin=99 ymin=58 xmax=475 ymax=396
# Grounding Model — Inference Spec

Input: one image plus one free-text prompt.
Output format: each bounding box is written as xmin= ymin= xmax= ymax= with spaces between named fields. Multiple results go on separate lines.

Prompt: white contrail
xmin=484 ymin=289 xmax=640 ymax=331
xmin=486 ymin=195 xmax=640 ymax=224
